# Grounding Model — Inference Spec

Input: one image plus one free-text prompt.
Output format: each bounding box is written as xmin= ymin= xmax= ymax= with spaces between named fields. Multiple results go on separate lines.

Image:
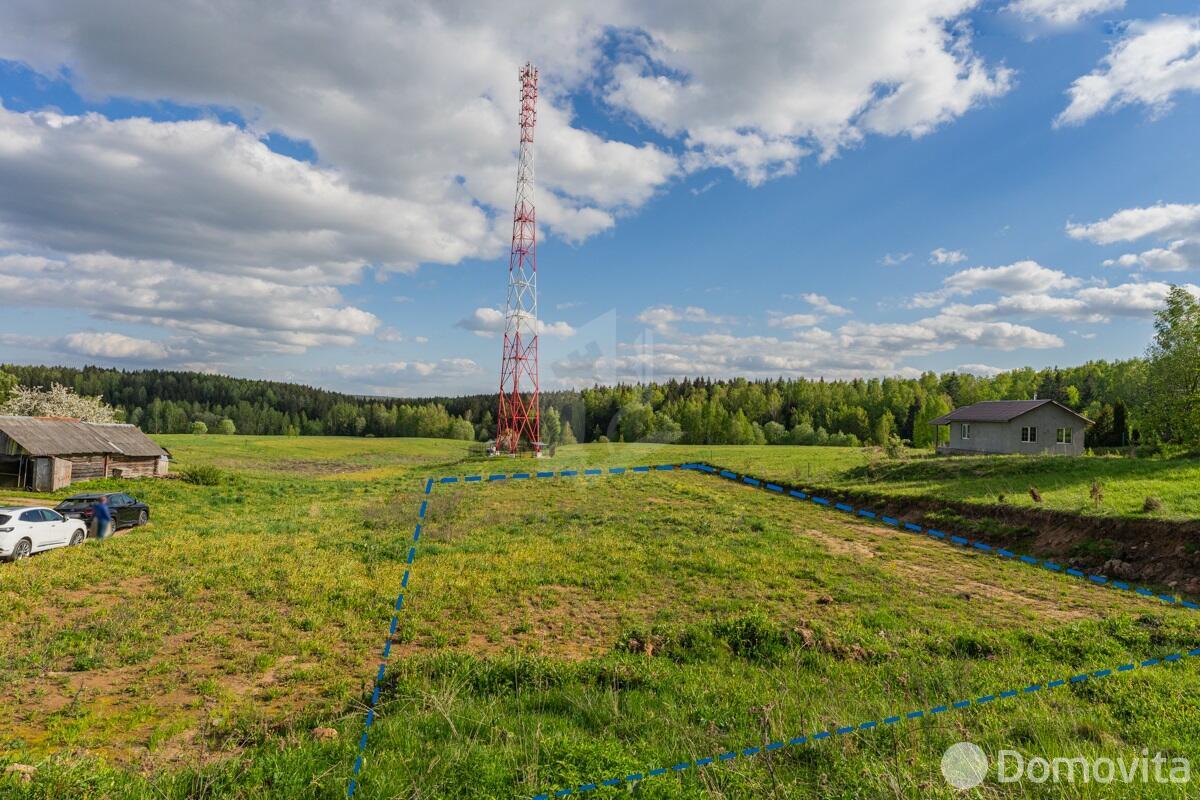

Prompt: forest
xmin=2 ymin=285 xmax=1197 ymax=449
xmin=0 ymin=360 xmax=1146 ymax=448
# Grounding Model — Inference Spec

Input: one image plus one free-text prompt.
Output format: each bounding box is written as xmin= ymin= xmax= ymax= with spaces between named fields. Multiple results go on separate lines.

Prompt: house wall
xmin=32 ymin=457 xmax=72 ymax=492
xmin=942 ymin=405 xmax=1086 ymax=455
xmin=68 ymin=454 xmax=162 ymax=481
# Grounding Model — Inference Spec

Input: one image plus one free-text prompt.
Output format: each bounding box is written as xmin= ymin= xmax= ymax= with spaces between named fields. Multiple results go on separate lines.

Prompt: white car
xmin=0 ymin=506 xmax=89 ymax=562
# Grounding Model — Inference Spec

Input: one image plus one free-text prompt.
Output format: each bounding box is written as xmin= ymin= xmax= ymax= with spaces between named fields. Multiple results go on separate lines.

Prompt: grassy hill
xmin=0 ymin=437 xmax=1197 ymax=798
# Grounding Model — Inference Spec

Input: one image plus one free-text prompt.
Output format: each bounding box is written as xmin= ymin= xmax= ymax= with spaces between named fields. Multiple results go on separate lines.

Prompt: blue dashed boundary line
xmin=532 ymin=648 xmax=1200 ymax=799
xmin=346 ymin=461 xmax=1199 ymax=798
xmin=346 ymin=477 xmax=432 ymax=798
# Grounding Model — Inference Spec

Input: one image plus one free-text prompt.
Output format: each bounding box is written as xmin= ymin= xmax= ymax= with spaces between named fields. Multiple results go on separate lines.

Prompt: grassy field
xmin=0 ymin=437 xmax=1197 ymax=798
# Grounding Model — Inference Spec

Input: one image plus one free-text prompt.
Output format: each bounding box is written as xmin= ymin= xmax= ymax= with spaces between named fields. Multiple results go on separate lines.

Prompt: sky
xmin=0 ymin=0 xmax=1198 ymax=397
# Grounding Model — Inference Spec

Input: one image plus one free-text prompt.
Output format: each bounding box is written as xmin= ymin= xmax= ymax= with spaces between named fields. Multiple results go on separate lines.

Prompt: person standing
xmin=91 ymin=496 xmax=113 ymax=541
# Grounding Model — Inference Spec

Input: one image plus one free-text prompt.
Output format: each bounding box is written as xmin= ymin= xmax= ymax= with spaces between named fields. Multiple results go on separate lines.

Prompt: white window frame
xmin=1056 ymin=427 xmax=1072 ymax=444
xmin=960 ymin=423 xmax=971 ymax=440
xmin=1020 ymin=426 xmax=1037 ymax=443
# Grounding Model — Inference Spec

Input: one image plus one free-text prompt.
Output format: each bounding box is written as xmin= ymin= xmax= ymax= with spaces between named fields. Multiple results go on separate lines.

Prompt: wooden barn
xmin=0 ymin=416 xmax=169 ymax=492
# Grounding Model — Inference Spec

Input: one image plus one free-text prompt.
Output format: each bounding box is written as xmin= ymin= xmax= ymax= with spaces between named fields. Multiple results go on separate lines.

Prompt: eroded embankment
xmin=693 ymin=463 xmax=1200 ymax=597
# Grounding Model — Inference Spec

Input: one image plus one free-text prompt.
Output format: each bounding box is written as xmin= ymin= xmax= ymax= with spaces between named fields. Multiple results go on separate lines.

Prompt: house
xmin=929 ymin=400 xmax=1092 ymax=456
xmin=0 ymin=416 xmax=169 ymax=492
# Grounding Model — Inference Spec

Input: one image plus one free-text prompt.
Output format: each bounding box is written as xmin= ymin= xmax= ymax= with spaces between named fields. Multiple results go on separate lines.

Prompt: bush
xmin=1143 ymin=496 xmax=1165 ymax=513
xmin=179 ymin=465 xmax=224 ymax=486
xmin=190 ymin=421 xmax=208 ymax=435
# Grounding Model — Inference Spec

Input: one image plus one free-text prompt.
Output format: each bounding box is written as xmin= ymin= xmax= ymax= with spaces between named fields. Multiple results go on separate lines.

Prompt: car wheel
xmin=9 ymin=538 xmax=32 ymax=561
xmin=70 ymin=529 xmax=86 ymax=546
xmin=137 ymin=510 xmax=148 ymax=526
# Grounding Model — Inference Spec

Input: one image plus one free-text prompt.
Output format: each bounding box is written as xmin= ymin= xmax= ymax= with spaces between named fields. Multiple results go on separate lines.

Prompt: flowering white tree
xmin=0 ymin=383 xmax=117 ymax=423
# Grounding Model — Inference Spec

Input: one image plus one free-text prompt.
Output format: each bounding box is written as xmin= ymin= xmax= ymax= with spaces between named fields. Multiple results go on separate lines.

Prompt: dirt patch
xmin=396 ymin=583 xmax=662 ymax=662
xmin=798 ymin=527 xmax=877 ymax=560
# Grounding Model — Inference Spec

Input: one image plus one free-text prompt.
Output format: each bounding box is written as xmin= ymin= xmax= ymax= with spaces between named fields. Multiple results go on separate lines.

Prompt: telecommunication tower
xmin=495 ymin=63 xmax=541 ymax=455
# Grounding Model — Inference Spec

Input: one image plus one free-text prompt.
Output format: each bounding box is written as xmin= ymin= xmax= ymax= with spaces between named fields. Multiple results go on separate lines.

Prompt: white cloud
xmin=929 ymin=247 xmax=967 ymax=264
xmin=0 ymin=104 xmax=492 ymax=282
xmin=597 ymin=304 xmax=1063 ymax=384
xmin=456 ymin=308 xmax=506 ymax=338
xmin=637 ymin=304 xmax=732 ymax=332
xmin=956 ymin=362 xmax=1006 ymax=376
xmin=0 ymin=2 xmax=1024 ymax=373
xmin=881 ymin=252 xmax=913 ymax=266
xmin=603 ymin=0 xmax=1014 ymax=183
xmin=538 ymin=320 xmax=578 ymax=338
xmin=455 ymin=307 xmax=576 ymax=338
xmin=913 ymin=260 xmax=1081 ymax=306
xmin=1006 ymin=0 xmax=1124 ymax=25
xmin=799 ymin=292 xmax=851 ymax=315
xmin=0 ymin=252 xmax=377 ymax=357
xmin=374 ymin=327 xmax=430 ymax=344
xmin=1069 ymin=202 xmax=1200 ymax=272
xmin=767 ymin=312 xmax=821 ymax=329
xmin=1067 ymin=202 xmax=1200 ymax=244
xmin=939 ymin=281 xmax=1198 ymax=323
xmin=61 ymin=332 xmax=171 ymax=361
xmin=1056 ymin=16 xmax=1200 ymax=127
xmin=335 ymin=359 xmax=481 ymax=381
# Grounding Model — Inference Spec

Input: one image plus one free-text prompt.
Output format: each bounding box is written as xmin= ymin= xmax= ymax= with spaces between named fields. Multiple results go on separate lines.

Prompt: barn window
xmin=1021 ymin=426 xmax=1037 ymax=443
xmin=1056 ymin=427 xmax=1072 ymax=444
xmin=960 ymin=423 xmax=971 ymax=440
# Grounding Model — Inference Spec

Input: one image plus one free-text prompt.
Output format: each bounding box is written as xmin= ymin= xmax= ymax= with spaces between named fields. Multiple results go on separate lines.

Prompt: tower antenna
xmin=495 ymin=62 xmax=541 ymax=456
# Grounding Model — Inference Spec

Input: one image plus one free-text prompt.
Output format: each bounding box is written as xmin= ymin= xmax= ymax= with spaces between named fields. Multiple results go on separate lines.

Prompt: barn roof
xmin=929 ymin=399 xmax=1093 ymax=426
xmin=0 ymin=416 xmax=168 ymax=458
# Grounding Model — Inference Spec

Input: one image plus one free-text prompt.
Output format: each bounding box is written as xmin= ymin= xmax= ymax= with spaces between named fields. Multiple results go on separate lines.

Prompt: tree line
xmin=2 ymin=286 xmax=1197 ymax=448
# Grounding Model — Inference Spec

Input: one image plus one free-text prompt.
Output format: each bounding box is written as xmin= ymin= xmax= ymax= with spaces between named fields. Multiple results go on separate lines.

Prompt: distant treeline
xmin=0 ymin=360 xmax=1148 ymax=447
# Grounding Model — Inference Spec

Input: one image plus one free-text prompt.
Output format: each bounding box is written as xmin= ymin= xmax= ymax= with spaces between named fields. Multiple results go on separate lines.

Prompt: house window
xmin=1057 ymin=427 xmax=1073 ymax=444
xmin=960 ymin=423 xmax=971 ymax=440
xmin=1021 ymin=426 xmax=1037 ymax=443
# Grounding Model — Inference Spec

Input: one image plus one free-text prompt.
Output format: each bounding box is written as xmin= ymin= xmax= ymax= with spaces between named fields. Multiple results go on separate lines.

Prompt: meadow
xmin=0 ymin=436 xmax=1197 ymax=798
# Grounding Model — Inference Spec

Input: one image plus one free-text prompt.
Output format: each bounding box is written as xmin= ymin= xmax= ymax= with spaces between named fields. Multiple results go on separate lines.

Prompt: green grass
xmin=0 ymin=437 xmax=1197 ymax=798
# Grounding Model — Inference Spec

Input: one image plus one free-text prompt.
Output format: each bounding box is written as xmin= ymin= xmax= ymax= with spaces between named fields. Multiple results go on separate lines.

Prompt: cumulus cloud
xmin=956 ymin=362 xmax=1006 ymax=376
xmin=767 ymin=312 xmax=821 ymax=329
xmin=929 ymin=247 xmax=967 ymax=264
xmin=1056 ymin=16 xmax=1200 ymax=127
xmin=605 ymin=2 xmax=1012 ymax=182
xmin=61 ymin=332 xmax=171 ymax=361
xmin=912 ymin=260 xmax=1081 ymax=306
xmin=1069 ymin=202 xmax=1200 ymax=272
xmin=0 ymin=252 xmax=378 ymax=357
xmin=0 ymin=2 xmax=1022 ymax=372
xmin=637 ymin=305 xmax=732 ymax=332
xmin=1006 ymin=0 xmax=1124 ymax=25
xmin=600 ymin=302 xmax=1063 ymax=383
xmin=939 ymin=281 xmax=1198 ymax=323
xmin=455 ymin=307 xmax=576 ymax=338
xmin=1067 ymin=203 xmax=1200 ymax=244
xmin=799 ymin=293 xmax=851 ymax=315
xmin=335 ymin=359 xmax=481 ymax=380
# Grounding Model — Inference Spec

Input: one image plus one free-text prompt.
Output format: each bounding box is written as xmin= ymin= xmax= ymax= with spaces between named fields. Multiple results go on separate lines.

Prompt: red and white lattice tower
xmin=495 ymin=63 xmax=541 ymax=455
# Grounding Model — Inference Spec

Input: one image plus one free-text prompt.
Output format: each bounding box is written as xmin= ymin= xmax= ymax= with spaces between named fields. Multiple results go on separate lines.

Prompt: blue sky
xmin=1 ymin=1 xmax=1198 ymax=396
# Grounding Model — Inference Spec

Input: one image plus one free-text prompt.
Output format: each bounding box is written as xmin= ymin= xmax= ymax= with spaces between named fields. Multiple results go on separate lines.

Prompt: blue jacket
xmin=92 ymin=502 xmax=112 ymax=524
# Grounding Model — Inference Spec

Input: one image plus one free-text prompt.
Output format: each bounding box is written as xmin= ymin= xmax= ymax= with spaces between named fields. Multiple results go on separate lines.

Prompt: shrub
xmin=180 ymin=465 xmax=224 ymax=486
xmin=712 ymin=610 xmax=791 ymax=661
xmin=1143 ymin=496 xmax=1165 ymax=513
xmin=190 ymin=421 xmax=208 ymax=435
